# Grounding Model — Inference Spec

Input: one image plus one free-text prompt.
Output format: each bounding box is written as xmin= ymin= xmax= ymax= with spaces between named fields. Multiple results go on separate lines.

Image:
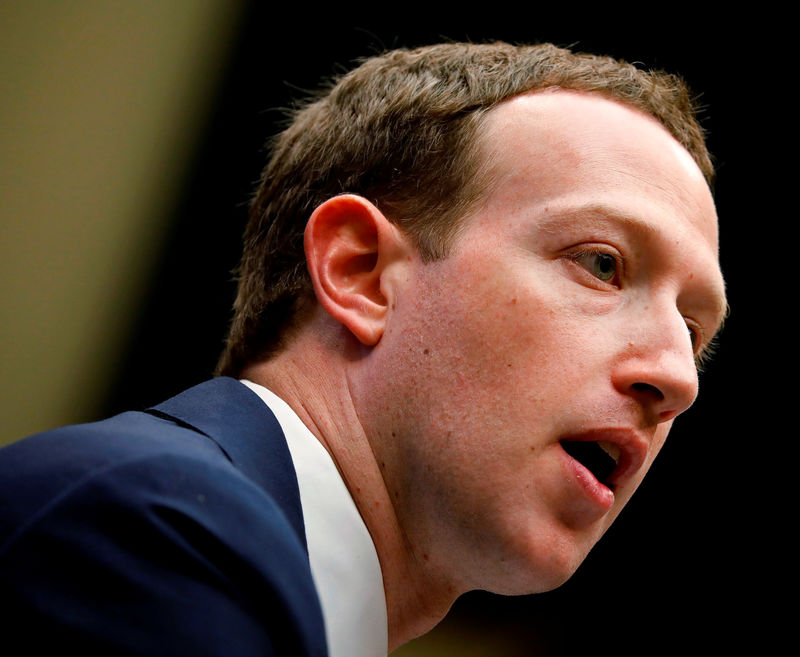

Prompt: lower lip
xmin=560 ymin=447 xmax=616 ymax=511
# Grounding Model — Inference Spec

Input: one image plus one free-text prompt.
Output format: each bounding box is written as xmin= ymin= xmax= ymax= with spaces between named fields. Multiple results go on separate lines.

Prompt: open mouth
xmin=560 ymin=440 xmax=619 ymax=489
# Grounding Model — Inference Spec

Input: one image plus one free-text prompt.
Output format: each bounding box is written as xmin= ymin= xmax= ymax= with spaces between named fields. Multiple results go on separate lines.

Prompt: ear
xmin=304 ymin=194 xmax=409 ymax=346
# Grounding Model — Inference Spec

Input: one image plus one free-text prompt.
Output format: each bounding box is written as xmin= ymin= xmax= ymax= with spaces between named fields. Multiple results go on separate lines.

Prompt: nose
xmin=612 ymin=310 xmax=699 ymax=423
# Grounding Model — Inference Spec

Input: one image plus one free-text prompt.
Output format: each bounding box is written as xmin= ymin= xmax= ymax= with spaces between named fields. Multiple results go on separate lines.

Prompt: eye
xmin=566 ymin=249 xmax=621 ymax=286
xmin=686 ymin=323 xmax=700 ymax=351
xmin=685 ymin=318 xmax=718 ymax=371
xmin=683 ymin=316 xmax=706 ymax=353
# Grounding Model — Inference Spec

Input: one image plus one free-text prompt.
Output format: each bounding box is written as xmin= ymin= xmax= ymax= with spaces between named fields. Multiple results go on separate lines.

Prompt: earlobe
xmin=304 ymin=194 xmax=406 ymax=346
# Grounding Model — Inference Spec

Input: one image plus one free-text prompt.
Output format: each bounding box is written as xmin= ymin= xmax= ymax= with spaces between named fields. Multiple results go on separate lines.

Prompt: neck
xmin=240 ymin=322 xmax=458 ymax=651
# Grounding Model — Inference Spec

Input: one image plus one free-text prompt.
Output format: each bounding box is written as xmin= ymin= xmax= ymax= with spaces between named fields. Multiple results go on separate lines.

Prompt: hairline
xmin=424 ymin=85 xmax=713 ymax=259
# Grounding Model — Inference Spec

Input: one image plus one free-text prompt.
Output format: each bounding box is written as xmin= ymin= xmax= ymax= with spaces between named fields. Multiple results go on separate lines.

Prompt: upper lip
xmin=559 ymin=427 xmax=650 ymax=489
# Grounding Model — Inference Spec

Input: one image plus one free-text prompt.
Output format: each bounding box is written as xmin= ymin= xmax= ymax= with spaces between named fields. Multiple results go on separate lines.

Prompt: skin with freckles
xmin=246 ymin=89 xmax=727 ymax=649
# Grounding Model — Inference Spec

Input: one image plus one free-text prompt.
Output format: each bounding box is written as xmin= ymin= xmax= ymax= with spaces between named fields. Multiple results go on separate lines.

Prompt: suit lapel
xmin=147 ymin=377 xmax=308 ymax=551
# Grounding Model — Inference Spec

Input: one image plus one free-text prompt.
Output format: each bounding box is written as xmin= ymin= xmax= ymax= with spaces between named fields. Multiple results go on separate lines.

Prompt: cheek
xmin=445 ymin=281 xmax=597 ymax=391
xmin=647 ymin=422 xmax=671 ymax=467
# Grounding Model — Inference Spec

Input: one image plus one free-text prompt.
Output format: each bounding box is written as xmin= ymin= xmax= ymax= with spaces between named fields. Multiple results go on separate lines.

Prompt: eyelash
xmin=694 ymin=334 xmax=718 ymax=372
xmin=686 ymin=318 xmax=718 ymax=372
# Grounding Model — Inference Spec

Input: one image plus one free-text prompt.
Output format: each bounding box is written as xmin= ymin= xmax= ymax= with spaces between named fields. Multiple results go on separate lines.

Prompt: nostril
xmin=631 ymin=382 xmax=664 ymax=401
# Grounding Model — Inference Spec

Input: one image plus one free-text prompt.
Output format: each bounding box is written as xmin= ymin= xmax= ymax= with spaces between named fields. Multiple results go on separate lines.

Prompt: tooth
xmin=598 ymin=441 xmax=620 ymax=464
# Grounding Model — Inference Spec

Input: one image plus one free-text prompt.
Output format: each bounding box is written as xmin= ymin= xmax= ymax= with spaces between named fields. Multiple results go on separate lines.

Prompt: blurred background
xmin=1 ymin=2 xmax=782 ymax=654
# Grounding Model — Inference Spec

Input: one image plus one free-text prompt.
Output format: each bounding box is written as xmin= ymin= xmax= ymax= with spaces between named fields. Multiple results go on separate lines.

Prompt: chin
xmin=483 ymin=534 xmax=595 ymax=597
xmin=486 ymin=566 xmax=578 ymax=598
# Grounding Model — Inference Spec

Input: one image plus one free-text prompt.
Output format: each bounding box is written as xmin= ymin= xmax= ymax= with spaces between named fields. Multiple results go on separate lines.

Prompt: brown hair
xmin=217 ymin=41 xmax=713 ymax=376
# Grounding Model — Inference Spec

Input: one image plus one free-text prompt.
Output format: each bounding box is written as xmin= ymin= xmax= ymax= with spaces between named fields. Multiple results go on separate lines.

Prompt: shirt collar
xmin=240 ymin=380 xmax=388 ymax=657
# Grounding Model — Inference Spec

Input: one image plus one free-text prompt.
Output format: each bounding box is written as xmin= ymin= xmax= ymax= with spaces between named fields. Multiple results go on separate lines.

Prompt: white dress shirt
xmin=240 ymin=380 xmax=388 ymax=657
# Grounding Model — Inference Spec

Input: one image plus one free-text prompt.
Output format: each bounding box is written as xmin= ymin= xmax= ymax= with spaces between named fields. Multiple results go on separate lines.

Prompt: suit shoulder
xmin=0 ymin=410 xmax=227 ymax=537
xmin=0 ymin=412 xmax=327 ymax=656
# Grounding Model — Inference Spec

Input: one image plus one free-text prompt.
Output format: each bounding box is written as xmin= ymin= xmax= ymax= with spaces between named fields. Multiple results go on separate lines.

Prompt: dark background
xmin=101 ymin=6 xmax=779 ymax=655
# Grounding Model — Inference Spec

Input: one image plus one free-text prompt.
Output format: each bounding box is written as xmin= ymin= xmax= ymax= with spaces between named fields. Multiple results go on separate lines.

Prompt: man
xmin=0 ymin=42 xmax=727 ymax=655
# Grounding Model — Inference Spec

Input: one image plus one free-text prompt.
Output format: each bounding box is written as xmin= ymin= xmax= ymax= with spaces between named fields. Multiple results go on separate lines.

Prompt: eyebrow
xmin=537 ymin=203 xmax=663 ymax=239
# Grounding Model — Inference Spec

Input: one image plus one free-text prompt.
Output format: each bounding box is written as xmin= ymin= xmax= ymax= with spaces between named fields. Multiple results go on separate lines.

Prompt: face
xmin=357 ymin=90 xmax=727 ymax=596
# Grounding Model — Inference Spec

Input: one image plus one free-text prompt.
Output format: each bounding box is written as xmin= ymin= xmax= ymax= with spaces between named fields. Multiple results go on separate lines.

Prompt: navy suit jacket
xmin=0 ymin=377 xmax=328 ymax=656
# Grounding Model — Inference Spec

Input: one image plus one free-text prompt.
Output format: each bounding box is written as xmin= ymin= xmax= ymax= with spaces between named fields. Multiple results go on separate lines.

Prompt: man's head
xmin=216 ymin=41 xmax=713 ymax=376
xmin=220 ymin=42 xmax=727 ymax=633
xmin=339 ymin=90 xmax=726 ymax=597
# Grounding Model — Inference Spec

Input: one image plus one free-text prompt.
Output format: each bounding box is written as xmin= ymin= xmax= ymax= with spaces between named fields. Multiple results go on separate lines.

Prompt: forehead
xmin=475 ymin=89 xmax=720 ymax=246
xmin=469 ymin=89 xmax=726 ymax=316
